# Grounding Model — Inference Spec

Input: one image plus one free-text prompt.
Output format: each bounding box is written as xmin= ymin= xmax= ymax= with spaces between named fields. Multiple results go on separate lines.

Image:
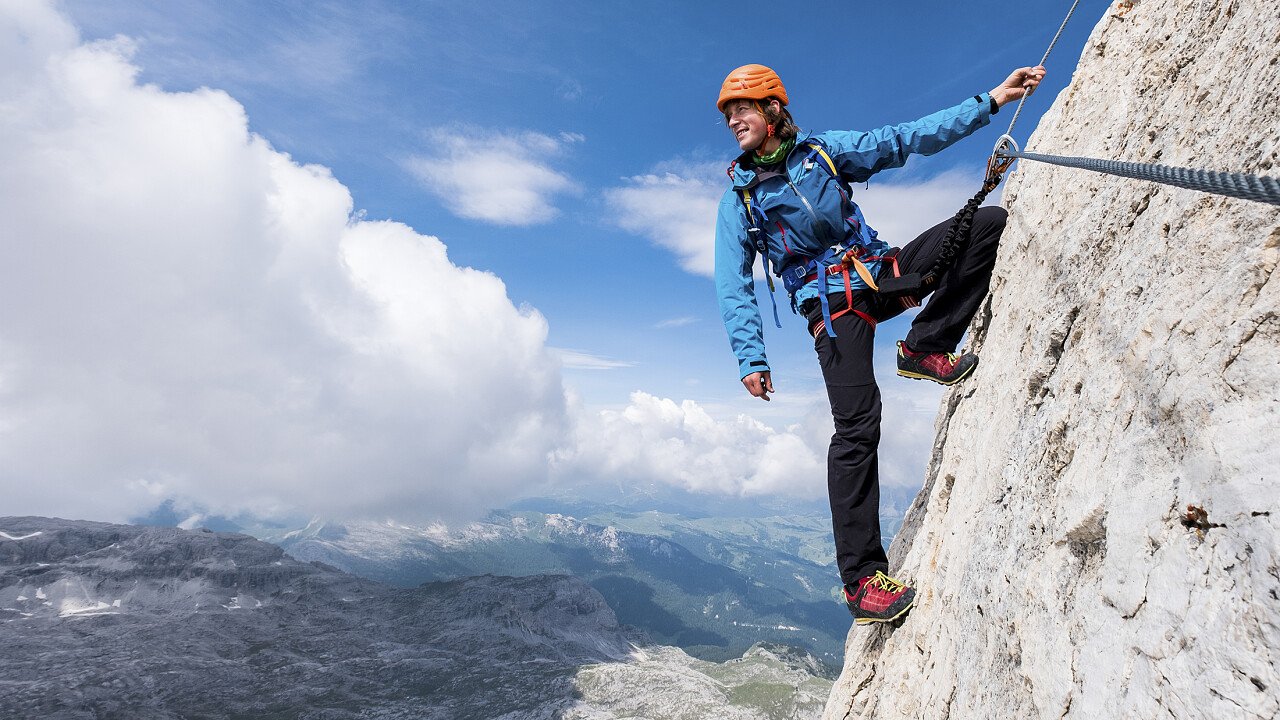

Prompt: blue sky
xmin=1 ymin=0 xmax=1106 ymax=522
xmin=63 ymin=0 xmax=1102 ymax=404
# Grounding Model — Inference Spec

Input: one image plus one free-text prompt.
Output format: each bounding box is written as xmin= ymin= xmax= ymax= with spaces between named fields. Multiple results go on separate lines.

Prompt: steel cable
xmin=999 ymin=149 xmax=1280 ymax=206
xmin=923 ymin=1 xmax=1084 ymax=286
xmin=1004 ymin=0 xmax=1082 ymax=139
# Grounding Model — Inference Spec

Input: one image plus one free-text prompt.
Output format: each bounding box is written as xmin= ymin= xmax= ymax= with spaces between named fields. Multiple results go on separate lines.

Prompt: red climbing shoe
xmin=843 ymin=571 xmax=916 ymax=625
xmin=896 ymin=341 xmax=979 ymax=386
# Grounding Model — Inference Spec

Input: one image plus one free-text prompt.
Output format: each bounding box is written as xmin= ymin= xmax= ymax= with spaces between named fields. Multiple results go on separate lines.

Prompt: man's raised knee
xmin=972 ymin=206 xmax=1008 ymax=249
xmin=976 ymin=205 xmax=1008 ymax=228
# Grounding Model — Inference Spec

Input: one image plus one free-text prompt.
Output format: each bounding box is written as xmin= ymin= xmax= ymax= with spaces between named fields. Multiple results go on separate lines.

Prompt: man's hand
xmin=990 ymin=66 xmax=1047 ymax=107
xmin=742 ymin=371 xmax=773 ymax=401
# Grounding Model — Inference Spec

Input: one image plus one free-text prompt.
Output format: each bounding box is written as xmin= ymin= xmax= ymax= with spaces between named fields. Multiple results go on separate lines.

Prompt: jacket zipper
xmin=786 ymin=179 xmax=831 ymax=244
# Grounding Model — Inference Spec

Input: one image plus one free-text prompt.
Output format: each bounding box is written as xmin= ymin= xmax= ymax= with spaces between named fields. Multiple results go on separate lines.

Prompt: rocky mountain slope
xmin=261 ymin=507 xmax=849 ymax=665
xmin=824 ymin=0 xmax=1279 ymax=718
xmin=0 ymin=517 xmax=830 ymax=719
xmin=573 ymin=644 xmax=832 ymax=720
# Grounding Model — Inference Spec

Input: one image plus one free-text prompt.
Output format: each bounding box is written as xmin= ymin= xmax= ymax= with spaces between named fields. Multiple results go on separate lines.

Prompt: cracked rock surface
xmin=823 ymin=0 xmax=1279 ymax=718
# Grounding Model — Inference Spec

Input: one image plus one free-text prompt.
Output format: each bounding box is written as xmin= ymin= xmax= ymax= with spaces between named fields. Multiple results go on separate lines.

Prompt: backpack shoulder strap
xmin=735 ymin=187 xmax=781 ymax=329
xmin=804 ymin=142 xmax=839 ymax=178
xmin=739 ymin=188 xmax=758 ymax=228
xmin=804 ymin=140 xmax=863 ymax=237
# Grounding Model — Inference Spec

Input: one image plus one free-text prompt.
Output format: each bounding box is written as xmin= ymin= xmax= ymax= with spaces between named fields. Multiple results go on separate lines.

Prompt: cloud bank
xmin=554 ymin=392 xmax=827 ymax=498
xmin=0 ymin=4 xmax=565 ymax=522
xmin=405 ymin=128 xmax=580 ymax=226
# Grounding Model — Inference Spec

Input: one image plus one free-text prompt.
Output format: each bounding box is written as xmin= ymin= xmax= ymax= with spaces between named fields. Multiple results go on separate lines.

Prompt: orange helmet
xmin=717 ymin=64 xmax=788 ymax=112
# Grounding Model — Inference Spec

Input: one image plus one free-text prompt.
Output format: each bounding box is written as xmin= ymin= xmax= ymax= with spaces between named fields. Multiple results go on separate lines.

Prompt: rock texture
xmin=824 ymin=1 xmax=1279 ymax=718
xmin=572 ymin=644 xmax=832 ymax=720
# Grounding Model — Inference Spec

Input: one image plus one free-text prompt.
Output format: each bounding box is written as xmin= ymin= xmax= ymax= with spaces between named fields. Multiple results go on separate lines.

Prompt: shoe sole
xmin=896 ymin=362 xmax=978 ymax=386
xmin=853 ymin=597 xmax=917 ymax=625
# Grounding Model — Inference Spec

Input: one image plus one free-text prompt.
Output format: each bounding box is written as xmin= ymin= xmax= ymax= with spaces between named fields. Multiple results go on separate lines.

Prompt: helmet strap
xmin=756 ymin=100 xmax=776 ymax=143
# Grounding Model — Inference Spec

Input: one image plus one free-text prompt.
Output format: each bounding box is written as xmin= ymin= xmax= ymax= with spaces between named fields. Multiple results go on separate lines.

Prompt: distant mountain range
xmin=0 ymin=517 xmax=831 ymax=719
xmin=245 ymin=489 xmax=920 ymax=667
xmin=260 ymin=509 xmax=846 ymax=665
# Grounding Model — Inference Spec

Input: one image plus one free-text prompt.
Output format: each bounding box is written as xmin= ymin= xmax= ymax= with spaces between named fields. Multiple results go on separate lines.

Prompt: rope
xmin=923 ymin=0 xmax=1084 ymax=288
xmin=1004 ymin=0 xmax=1082 ymax=139
xmin=998 ymin=149 xmax=1280 ymax=206
xmin=923 ymin=168 xmax=1007 ymax=286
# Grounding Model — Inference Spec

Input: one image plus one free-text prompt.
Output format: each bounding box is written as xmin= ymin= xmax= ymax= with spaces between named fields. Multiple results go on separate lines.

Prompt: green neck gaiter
xmin=753 ymin=136 xmax=794 ymax=166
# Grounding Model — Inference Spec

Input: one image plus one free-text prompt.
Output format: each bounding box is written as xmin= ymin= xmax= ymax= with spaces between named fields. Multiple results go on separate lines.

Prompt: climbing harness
xmin=806 ymin=248 xmax=918 ymax=338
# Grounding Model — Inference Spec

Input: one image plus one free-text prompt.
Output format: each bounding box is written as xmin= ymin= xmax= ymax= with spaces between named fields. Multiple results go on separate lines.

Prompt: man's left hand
xmin=990 ymin=66 xmax=1047 ymax=107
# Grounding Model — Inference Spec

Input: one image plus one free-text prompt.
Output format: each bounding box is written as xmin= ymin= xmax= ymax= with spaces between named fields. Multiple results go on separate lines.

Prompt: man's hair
xmin=759 ymin=99 xmax=799 ymax=143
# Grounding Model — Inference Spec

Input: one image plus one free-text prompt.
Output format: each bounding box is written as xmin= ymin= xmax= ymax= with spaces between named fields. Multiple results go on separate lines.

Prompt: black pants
xmin=807 ymin=206 xmax=1008 ymax=585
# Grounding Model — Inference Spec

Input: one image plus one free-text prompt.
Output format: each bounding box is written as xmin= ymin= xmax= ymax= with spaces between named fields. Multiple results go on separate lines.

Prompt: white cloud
xmin=404 ymin=128 xmax=580 ymax=226
xmin=605 ymin=161 xmax=726 ymax=277
xmin=556 ymin=78 xmax=583 ymax=101
xmin=0 ymin=4 xmax=952 ymax=526
xmin=553 ymin=349 xmax=636 ymax=371
xmin=554 ymin=392 xmax=826 ymax=498
xmin=0 ymin=5 xmax=567 ymax=523
xmin=654 ymin=316 xmax=697 ymax=329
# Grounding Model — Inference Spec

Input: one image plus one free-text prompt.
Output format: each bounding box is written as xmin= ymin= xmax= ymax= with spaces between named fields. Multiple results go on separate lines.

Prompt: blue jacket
xmin=714 ymin=93 xmax=997 ymax=379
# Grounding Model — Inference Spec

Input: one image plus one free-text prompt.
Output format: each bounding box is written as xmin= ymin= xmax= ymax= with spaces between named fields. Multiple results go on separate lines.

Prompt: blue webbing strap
xmin=741 ymin=189 xmax=782 ymax=329
xmin=811 ymin=247 xmax=841 ymax=338
xmin=817 ymin=263 xmax=835 ymax=337
xmin=761 ymin=245 xmax=781 ymax=329
xmin=782 ymin=246 xmax=842 ymax=339
xmin=801 ymin=142 xmax=856 ymax=337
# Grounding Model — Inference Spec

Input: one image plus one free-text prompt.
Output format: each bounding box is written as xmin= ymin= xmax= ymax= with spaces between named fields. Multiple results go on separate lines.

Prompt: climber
xmin=714 ymin=63 xmax=1044 ymax=624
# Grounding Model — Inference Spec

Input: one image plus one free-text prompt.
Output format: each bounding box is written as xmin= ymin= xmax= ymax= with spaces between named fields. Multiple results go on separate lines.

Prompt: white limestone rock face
xmin=824 ymin=1 xmax=1280 ymax=718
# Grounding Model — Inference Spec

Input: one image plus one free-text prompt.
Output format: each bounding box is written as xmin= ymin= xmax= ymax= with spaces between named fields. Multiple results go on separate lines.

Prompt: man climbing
xmin=713 ymin=63 xmax=1044 ymax=624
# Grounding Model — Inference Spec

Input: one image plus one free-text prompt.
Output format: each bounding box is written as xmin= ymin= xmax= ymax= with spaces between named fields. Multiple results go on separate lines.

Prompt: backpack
xmin=737 ymin=142 xmax=919 ymax=337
